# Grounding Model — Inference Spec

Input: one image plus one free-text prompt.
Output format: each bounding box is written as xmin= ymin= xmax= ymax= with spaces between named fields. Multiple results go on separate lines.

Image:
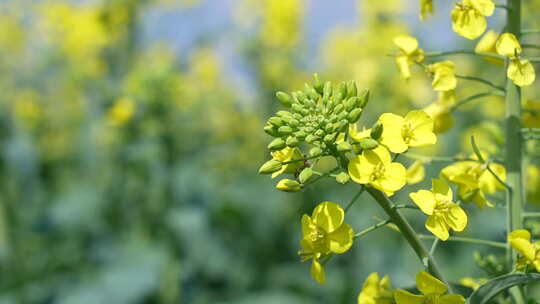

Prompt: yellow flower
xmin=358 ymin=273 xmax=394 ymax=304
xmin=440 ymin=156 xmax=506 ymax=209
xmin=108 ymin=97 xmax=135 ymax=126
xmin=451 ymin=0 xmax=494 ymax=40
xmin=348 ymin=146 xmax=406 ymax=196
xmin=508 ymin=229 xmax=540 ymax=271
xmin=299 ymin=201 xmax=354 ymax=284
xmin=395 ymin=271 xmax=465 ymax=304
xmin=527 ymin=165 xmax=540 ymax=204
xmin=523 ymin=100 xmax=540 ymax=128
xmin=410 ymin=179 xmax=468 ymax=240
xmin=428 ymin=61 xmax=458 ymax=91
xmin=460 ymin=277 xmax=488 ymax=290
xmin=378 ymin=110 xmax=437 ymax=153
xmin=270 ymin=147 xmax=303 ymax=178
xmin=475 ymin=30 xmax=504 ymax=65
xmin=496 ymin=33 xmax=536 ymax=87
xmin=394 ymin=35 xmax=424 ymax=80
xmin=406 ymin=160 xmax=426 ymax=185
xmin=423 ymin=91 xmax=456 ymax=134
xmin=420 ymin=0 xmax=433 ymax=20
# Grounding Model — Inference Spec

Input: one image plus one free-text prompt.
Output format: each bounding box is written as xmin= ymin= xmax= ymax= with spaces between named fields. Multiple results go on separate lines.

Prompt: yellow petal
xmin=416 ymin=270 xmax=448 ymax=295
xmin=301 ymin=214 xmax=314 ymax=236
xmin=358 ymin=272 xmax=380 ymax=303
xmin=452 ymin=8 xmax=487 ymax=40
xmin=508 ymin=229 xmax=536 ymax=261
xmin=310 ymin=259 xmax=325 ymax=284
xmin=471 ymin=0 xmax=495 ymax=16
xmin=394 ymin=35 xmax=419 ymax=55
xmin=348 ymin=154 xmax=373 ymax=185
xmin=440 ymin=294 xmax=466 ymax=304
xmin=407 ymin=160 xmax=425 ymax=185
xmin=426 ymin=215 xmax=450 ymax=240
xmin=396 ymin=55 xmax=412 ymax=80
xmin=508 ymin=59 xmax=536 ymax=87
xmin=432 ymin=178 xmax=453 ymax=201
xmin=420 ymin=0 xmax=433 ymax=20
xmin=410 ymin=190 xmax=437 ymax=215
xmin=430 ymin=61 xmax=457 ymax=91
xmin=370 ymin=145 xmax=393 ymax=165
xmin=394 ymin=290 xmax=425 ymax=304
xmin=379 ymin=113 xmax=407 ymax=153
xmin=312 ymin=201 xmax=345 ymax=233
xmin=379 ymin=162 xmax=407 ymax=194
xmin=404 ymin=110 xmax=437 ymax=147
xmin=475 ymin=30 xmax=504 ymax=65
xmin=496 ymin=33 xmax=521 ymax=58
xmin=327 ymin=223 xmax=354 ymax=253
xmin=445 ymin=204 xmax=468 ymax=232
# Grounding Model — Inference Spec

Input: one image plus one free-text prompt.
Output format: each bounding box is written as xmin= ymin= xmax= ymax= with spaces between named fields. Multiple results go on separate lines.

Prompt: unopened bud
xmin=335 ymin=172 xmax=350 ymax=184
xmin=358 ymin=89 xmax=370 ymax=108
xmin=347 ymin=81 xmax=357 ymax=97
xmin=323 ymin=134 xmax=335 ymax=143
xmin=264 ymin=125 xmax=279 ymax=137
xmin=345 ymin=97 xmax=359 ymax=111
xmin=305 ymin=134 xmax=319 ymax=143
xmin=286 ymin=136 xmax=299 ymax=146
xmin=338 ymin=82 xmax=347 ymax=97
xmin=313 ymin=73 xmax=323 ymax=94
xmin=276 ymin=179 xmax=301 ymax=192
xmin=323 ymin=81 xmax=332 ymax=98
xmin=309 ymin=147 xmax=323 ymax=157
xmin=337 ymin=141 xmax=352 ymax=152
xmin=268 ymin=117 xmax=284 ymax=127
xmin=332 ymin=104 xmax=344 ymax=115
xmin=370 ymin=122 xmax=383 ymax=140
xmin=276 ymin=91 xmax=292 ymax=107
xmin=258 ymin=159 xmax=282 ymax=174
xmin=299 ymin=168 xmax=314 ymax=183
xmin=359 ymin=138 xmax=379 ymax=150
xmin=268 ymin=138 xmax=286 ymax=150
xmin=348 ymin=108 xmax=363 ymax=123
xmin=278 ymin=126 xmax=293 ymax=135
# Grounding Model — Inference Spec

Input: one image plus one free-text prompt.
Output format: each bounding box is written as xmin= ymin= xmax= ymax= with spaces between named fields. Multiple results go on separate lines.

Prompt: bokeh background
xmin=3 ymin=0 xmax=540 ymax=303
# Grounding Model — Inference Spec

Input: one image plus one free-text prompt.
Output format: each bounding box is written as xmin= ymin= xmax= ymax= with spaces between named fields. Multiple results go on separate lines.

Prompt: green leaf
xmin=466 ymin=273 xmax=540 ymax=304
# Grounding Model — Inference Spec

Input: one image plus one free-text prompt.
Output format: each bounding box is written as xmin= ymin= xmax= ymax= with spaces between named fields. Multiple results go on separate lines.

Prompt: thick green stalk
xmin=366 ymin=188 xmax=453 ymax=292
xmin=505 ymin=0 xmax=526 ymax=302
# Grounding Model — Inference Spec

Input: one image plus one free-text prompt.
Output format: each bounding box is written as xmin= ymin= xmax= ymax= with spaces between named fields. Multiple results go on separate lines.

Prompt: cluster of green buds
xmin=473 ymin=252 xmax=506 ymax=276
xmin=264 ymin=74 xmax=369 ymax=151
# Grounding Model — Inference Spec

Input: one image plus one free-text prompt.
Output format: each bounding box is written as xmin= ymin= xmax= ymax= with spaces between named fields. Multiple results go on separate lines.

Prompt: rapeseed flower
xmin=394 ymin=35 xmax=424 ymax=80
xmin=406 ymin=160 xmax=426 ymax=185
xmin=508 ymin=229 xmax=540 ymax=271
xmin=428 ymin=61 xmax=457 ymax=92
xmin=410 ymin=179 xmax=468 ymax=240
xmin=378 ymin=110 xmax=437 ymax=153
xmin=496 ymin=33 xmax=536 ymax=87
xmin=395 ymin=270 xmax=465 ymax=303
xmin=268 ymin=147 xmax=303 ymax=178
xmin=420 ymin=0 xmax=433 ymax=20
xmin=358 ymin=272 xmax=394 ymax=304
xmin=299 ymin=201 xmax=354 ymax=284
xmin=451 ymin=0 xmax=494 ymax=40
xmin=475 ymin=30 xmax=504 ymax=64
xmin=348 ymin=146 xmax=406 ymax=196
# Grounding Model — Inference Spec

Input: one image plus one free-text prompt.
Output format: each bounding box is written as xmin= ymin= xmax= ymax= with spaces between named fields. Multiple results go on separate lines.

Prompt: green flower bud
xmin=268 ymin=117 xmax=284 ymax=127
xmin=304 ymin=83 xmax=314 ymax=97
xmin=324 ymin=122 xmax=333 ymax=132
xmin=337 ymin=141 xmax=352 ymax=152
xmin=370 ymin=122 xmax=383 ymax=140
xmin=335 ymin=119 xmax=348 ymax=131
xmin=359 ymin=138 xmax=379 ymax=150
xmin=299 ymin=168 xmax=314 ymax=183
xmin=313 ymin=73 xmax=323 ymax=94
xmin=358 ymin=89 xmax=370 ymax=108
xmin=258 ymin=159 xmax=282 ymax=174
xmin=335 ymin=172 xmax=350 ymax=184
xmin=286 ymin=136 xmax=299 ymax=146
xmin=345 ymin=97 xmax=359 ymax=111
xmin=338 ymin=82 xmax=348 ymax=97
xmin=276 ymin=110 xmax=293 ymax=118
xmin=323 ymin=81 xmax=332 ymax=98
xmin=292 ymin=103 xmax=303 ymax=113
xmin=276 ymin=179 xmax=301 ymax=192
xmin=323 ymin=134 xmax=335 ymax=143
xmin=295 ymin=130 xmax=306 ymax=140
xmin=293 ymin=113 xmax=302 ymax=120
xmin=348 ymin=108 xmax=363 ymax=123
xmin=314 ymin=129 xmax=325 ymax=137
xmin=288 ymin=118 xmax=299 ymax=127
xmin=347 ymin=81 xmax=357 ymax=98
xmin=264 ymin=125 xmax=279 ymax=137
xmin=268 ymin=138 xmax=286 ymax=150
xmin=309 ymin=147 xmax=323 ymax=157
xmin=278 ymin=126 xmax=293 ymax=135
xmin=305 ymin=134 xmax=319 ymax=143
xmin=332 ymin=104 xmax=344 ymax=115
xmin=337 ymin=112 xmax=348 ymax=122
xmin=333 ymin=92 xmax=344 ymax=105
xmin=296 ymin=91 xmax=307 ymax=103
xmin=276 ymin=91 xmax=292 ymax=107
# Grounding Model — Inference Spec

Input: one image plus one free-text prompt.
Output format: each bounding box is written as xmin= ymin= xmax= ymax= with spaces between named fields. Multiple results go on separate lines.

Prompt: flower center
xmin=401 ymin=122 xmax=415 ymax=144
xmin=371 ymin=162 xmax=385 ymax=181
xmin=425 ymin=294 xmax=440 ymax=304
xmin=309 ymin=228 xmax=326 ymax=245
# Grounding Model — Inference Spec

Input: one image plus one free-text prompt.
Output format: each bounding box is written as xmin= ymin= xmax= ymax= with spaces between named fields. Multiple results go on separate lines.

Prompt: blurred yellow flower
xmin=460 ymin=277 xmax=488 ymax=290
xmin=394 ymin=35 xmax=424 ymax=80
xmin=358 ymin=272 xmax=394 ymax=304
xmin=508 ymin=229 xmax=540 ymax=271
xmin=496 ymin=33 xmax=536 ymax=87
xmin=428 ymin=61 xmax=457 ymax=91
xmin=348 ymin=146 xmax=406 ymax=196
xmin=395 ymin=270 xmax=465 ymax=304
xmin=108 ymin=97 xmax=135 ymax=126
xmin=475 ymin=30 xmax=504 ymax=65
xmin=420 ymin=0 xmax=433 ymax=20
xmin=451 ymin=0 xmax=494 ymax=40
xmin=410 ymin=179 xmax=468 ymax=240
xmin=523 ymin=100 xmax=540 ymax=128
xmin=527 ymin=165 xmax=540 ymax=204
xmin=496 ymin=33 xmax=522 ymax=57
xmin=299 ymin=201 xmax=354 ymax=284
xmin=423 ymin=91 xmax=456 ymax=134
xmin=406 ymin=160 xmax=426 ymax=185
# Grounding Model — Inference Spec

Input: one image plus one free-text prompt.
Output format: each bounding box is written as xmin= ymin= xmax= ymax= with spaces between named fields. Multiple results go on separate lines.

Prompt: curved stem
xmin=418 ymin=235 xmax=507 ymax=249
xmin=424 ymin=50 xmax=505 ymax=61
xmin=354 ymin=219 xmax=391 ymax=238
xmin=521 ymin=29 xmax=540 ymax=35
xmin=366 ymin=187 xmax=453 ymax=292
xmin=455 ymin=74 xmax=506 ymax=92
xmin=345 ymin=187 xmax=365 ymax=212
xmin=450 ymin=91 xmax=503 ymax=112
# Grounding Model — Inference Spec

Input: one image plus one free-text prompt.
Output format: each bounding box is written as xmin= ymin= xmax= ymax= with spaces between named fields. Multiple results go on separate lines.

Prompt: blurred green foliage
xmin=2 ymin=0 xmax=540 ymax=303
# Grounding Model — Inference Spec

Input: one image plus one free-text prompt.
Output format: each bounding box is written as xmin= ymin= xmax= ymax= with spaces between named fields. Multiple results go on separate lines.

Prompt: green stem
xmin=450 ymin=91 xmax=505 ymax=112
xmin=455 ymin=74 xmax=506 ymax=92
xmin=345 ymin=187 xmax=365 ymax=212
xmin=523 ymin=212 xmax=540 ymax=218
xmin=281 ymin=154 xmax=325 ymax=165
xmin=505 ymin=0 xmax=526 ymax=302
xmin=521 ymin=29 xmax=540 ymax=35
xmin=418 ymin=235 xmax=507 ymax=249
xmin=424 ymin=50 xmax=506 ymax=61
xmin=366 ymin=187 xmax=453 ymax=292
xmin=354 ymin=219 xmax=391 ymax=238
xmin=522 ymin=44 xmax=540 ymax=50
